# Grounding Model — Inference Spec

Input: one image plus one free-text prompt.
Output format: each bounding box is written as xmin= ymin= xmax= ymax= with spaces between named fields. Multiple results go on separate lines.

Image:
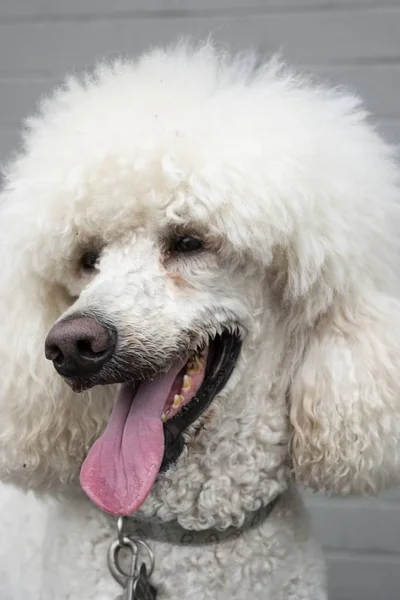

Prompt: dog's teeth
xmin=161 ymin=413 xmax=167 ymax=422
xmin=187 ymin=356 xmax=203 ymax=374
xmin=173 ymin=394 xmax=184 ymax=409
xmin=182 ymin=375 xmax=191 ymax=390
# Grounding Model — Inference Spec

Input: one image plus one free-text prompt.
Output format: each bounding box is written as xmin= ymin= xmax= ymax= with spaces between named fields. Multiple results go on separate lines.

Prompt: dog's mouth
xmin=80 ymin=331 xmax=241 ymax=516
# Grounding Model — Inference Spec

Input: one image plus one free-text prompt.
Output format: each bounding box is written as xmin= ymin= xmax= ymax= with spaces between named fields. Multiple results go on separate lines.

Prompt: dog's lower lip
xmin=160 ymin=331 xmax=242 ymax=470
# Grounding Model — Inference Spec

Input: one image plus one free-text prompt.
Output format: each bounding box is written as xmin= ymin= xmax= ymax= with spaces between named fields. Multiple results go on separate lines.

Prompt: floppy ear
xmin=290 ymin=290 xmax=400 ymax=495
xmin=0 ymin=192 xmax=109 ymax=491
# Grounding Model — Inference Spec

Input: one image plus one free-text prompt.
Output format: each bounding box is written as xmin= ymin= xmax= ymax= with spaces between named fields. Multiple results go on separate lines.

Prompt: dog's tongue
xmin=80 ymin=360 xmax=185 ymax=516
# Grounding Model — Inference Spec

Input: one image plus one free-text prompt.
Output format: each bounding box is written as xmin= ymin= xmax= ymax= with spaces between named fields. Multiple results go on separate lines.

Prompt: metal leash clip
xmin=108 ymin=517 xmax=157 ymax=600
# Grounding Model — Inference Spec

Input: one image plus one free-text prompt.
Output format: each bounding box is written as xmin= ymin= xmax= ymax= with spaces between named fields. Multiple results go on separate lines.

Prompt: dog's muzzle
xmin=45 ymin=312 xmax=242 ymax=517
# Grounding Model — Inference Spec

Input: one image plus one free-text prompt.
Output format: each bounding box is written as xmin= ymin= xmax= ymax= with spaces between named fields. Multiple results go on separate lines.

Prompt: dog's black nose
xmin=45 ymin=315 xmax=116 ymax=379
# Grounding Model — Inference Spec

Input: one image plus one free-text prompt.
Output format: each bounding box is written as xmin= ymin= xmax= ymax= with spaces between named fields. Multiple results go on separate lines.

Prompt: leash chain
xmin=108 ymin=516 xmax=157 ymax=600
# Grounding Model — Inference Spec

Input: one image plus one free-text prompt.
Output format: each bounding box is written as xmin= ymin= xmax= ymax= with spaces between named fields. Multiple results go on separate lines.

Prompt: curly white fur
xmin=1 ymin=41 xmax=400 ymax=599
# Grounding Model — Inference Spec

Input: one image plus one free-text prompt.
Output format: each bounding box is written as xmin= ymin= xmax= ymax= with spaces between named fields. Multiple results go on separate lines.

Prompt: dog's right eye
xmin=172 ymin=236 xmax=203 ymax=253
xmin=80 ymin=251 xmax=99 ymax=272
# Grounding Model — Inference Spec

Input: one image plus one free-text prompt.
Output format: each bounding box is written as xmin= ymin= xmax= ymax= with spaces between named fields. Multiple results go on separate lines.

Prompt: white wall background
xmin=1 ymin=1 xmax=400 ymax=599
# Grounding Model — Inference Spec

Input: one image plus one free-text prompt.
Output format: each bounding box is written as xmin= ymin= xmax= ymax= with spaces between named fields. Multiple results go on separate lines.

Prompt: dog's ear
xmin=0 ymin=192 xmax=107 ymax=491
xmin=290 ymin=289 xmax=400 ymax=495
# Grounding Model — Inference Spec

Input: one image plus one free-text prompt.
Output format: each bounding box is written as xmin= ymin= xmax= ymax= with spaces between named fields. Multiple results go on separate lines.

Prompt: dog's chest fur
xmin=38 ymin=489 xmax=326 ymax=600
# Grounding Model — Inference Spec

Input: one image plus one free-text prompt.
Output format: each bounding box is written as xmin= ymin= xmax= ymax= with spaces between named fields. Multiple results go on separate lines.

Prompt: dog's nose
xmin=44 ymin=315 xmax=117 ymax=378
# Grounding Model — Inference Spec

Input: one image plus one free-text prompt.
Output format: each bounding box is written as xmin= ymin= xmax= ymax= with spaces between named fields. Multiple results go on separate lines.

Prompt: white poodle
xmin=1 ymin=42 xmax=400 ymax=600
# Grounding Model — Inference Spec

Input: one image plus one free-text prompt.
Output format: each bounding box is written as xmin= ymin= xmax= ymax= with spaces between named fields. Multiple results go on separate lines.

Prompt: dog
xmin=1 ymin=42 xmax=400 ymax=600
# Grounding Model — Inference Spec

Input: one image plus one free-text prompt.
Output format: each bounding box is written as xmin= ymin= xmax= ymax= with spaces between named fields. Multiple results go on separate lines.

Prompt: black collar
xmin=126 ymin=495 xmax=281 ymax=546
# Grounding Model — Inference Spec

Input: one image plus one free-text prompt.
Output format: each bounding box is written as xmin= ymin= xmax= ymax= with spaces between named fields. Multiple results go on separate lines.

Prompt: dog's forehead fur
xmin=5 ymin=43 xmax=399 ymax=298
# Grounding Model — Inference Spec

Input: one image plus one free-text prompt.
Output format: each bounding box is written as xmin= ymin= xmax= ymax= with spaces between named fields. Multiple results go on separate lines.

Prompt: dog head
xmin=1 ymin=44 xmax=400 ymax=525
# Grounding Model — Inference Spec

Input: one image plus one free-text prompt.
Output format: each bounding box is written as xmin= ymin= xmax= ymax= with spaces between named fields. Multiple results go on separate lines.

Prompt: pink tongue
xmin=80 ymin=360 xmax=185 ymax=516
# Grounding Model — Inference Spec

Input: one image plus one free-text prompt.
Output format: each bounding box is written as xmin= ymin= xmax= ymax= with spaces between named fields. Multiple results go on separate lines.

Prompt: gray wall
xmin=1 ymin=1 xmax=400 ymax=599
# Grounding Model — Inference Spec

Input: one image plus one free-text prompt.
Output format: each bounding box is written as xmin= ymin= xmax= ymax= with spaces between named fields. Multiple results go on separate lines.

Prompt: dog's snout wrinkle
xmin=44 ymin=315 xmax=117 ymax=379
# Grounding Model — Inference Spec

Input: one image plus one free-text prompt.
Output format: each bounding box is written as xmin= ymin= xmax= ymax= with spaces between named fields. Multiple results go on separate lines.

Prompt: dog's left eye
xmin=80 ymin=251 xmax=99 ymax=271
xmin=173 ymin=236 xmax=203 ymax=253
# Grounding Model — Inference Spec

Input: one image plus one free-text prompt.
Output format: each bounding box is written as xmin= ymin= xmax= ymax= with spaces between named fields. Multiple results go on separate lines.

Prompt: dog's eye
xmin=173 ymin=236 xmax=203 ymax=253
xmin=80 ymin=251 xmax=99 ymax=271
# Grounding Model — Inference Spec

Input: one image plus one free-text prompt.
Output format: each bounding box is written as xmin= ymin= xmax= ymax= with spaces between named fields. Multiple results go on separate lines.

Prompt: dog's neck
xmin=123 ymin=494 xmax=281 ymax=547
